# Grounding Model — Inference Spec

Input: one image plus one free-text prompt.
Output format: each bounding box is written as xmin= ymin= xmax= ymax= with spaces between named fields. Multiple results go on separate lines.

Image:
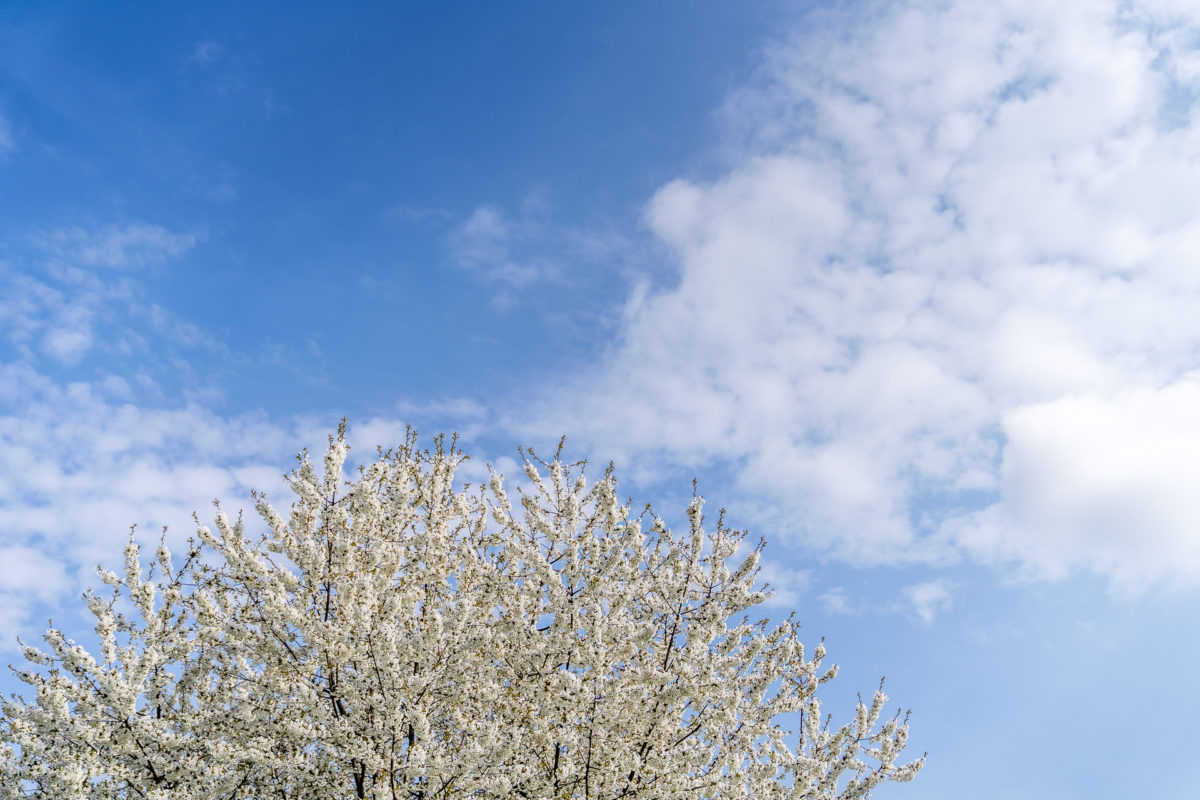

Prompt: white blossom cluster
xmin=1 ymin=427 xmax=923 ymax=799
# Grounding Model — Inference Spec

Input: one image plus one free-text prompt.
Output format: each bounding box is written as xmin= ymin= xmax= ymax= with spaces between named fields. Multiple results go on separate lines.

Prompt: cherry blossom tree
xmin=1 ymin=427 xmax=923 ymax=799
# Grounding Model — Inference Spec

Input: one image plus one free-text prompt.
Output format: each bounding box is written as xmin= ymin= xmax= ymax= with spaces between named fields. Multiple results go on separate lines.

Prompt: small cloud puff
xmin=820 ymin=587 xmax=855 ymax=616
xmin=902 ymin=579 xmax=953 ymax=626
xmin=42 ymin=327 xmax=92 ymax=364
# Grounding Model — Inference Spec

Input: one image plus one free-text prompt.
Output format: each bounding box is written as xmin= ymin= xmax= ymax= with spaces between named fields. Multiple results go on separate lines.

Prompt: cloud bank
xmin=525 ymin=0 xmax=1200 ymax=591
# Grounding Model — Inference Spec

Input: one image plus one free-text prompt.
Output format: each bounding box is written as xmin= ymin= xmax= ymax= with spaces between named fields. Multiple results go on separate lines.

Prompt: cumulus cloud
xmin=519 ymin=0 xmax=1200 ymax=589
xmin=956 ymin=383 xmax=1200 ymax=591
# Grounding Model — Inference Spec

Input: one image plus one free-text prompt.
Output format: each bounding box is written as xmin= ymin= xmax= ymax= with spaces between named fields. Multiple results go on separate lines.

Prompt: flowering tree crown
xmin=1 ymin=428 xmax=923 ymax=799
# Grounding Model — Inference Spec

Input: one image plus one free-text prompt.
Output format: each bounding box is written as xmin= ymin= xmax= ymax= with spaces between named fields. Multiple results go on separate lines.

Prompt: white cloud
xmin=903 ymin=579 xmax=953 ymax=625
xmin=756 ymin=558 xmax=812 ymax=608
xmin=1 ymin=222 xmax=204 ymax=365
xmin=0 ymin=365 xmax=326 ymax=647
xmin=516 ymin=0 xmax=1200 ymax=589
xmin=0 ymin=545 xmax=69 ymax=646
xmin=1 ymin=263 xmax=103 ymax=364
xmin=819 ymin=587 xmax=855 ymax=616
xmin=445 ymin=197 xmax=630 ymax=301
xmin=42 ymin=326 xmax=92 ymax=363
xmin=955 ymin=382 xmax=1200 ymax=592
xmin=33 ymin=223 xmax=197 ymax=269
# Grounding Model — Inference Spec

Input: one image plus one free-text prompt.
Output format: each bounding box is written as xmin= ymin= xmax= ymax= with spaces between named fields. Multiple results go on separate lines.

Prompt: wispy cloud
xmin=2 ymin=221 xmax=201 ymax=365
xmin=447 ymin=205 xmax=554 ymax=288
xmin=192 ymin=40 xmax=223 ymax=65
xmin=0 ymin=215 xmax=486 ymax=645
xmin=1 ymin=259 xmax=105 ymax=365
xmin=32 ymin=223 xmax=197 ymax=269
xmin=513 ymin=0 xmax=1200 ymax=591
xmin=186 ymin=40 xmax=289 ymax=117
xmin=445 ymin=193 xmax=634 ymax=305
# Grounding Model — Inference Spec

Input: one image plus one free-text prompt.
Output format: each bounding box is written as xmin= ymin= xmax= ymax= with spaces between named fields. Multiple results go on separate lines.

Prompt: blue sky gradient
xmin=3 ymin=2 xmax=1200 ymax=798
xmin=1 ymin=2 xmax=783 ymax=413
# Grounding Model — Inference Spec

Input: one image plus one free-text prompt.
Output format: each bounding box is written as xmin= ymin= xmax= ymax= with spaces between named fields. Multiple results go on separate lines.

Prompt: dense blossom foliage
xmin=1 ymin=428 xmax=923 ymax=799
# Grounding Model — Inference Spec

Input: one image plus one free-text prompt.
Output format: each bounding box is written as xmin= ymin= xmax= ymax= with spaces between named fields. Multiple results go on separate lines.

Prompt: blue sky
xmin=2 ymin=1 xmax=1200 ymax=797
